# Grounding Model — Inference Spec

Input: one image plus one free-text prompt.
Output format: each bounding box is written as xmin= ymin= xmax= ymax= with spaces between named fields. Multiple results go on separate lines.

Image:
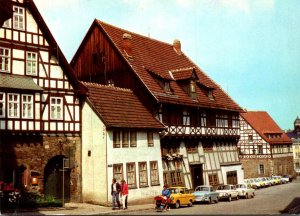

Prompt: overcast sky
xmin=34 ymin=0 xmax=300 ymax=130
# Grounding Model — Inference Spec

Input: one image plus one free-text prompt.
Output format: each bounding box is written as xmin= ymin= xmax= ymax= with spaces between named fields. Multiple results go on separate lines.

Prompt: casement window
xmin=26 ymin=52 xmax=37 ymax=75
xmin=113 ymin=130 xmax=137 ymax=148
xmin=258 ymin=145 xmax=263 ymax=154
xmin=126 ymin=163 xmax=136 ymax=188
xmin=50 ymin=97 xmax=62 ymax=120
xmin=8 ymin=93 xmax=19 ymax=118
xmin=147 ymin=132 xmax=154 ymax=147
xmin=150 ymin=161 xmax=160 ymax=186
xmin=232 ymin=115 xmax=239 ymax=128
xmin=13 ymin=6 xmax=24 ymax=30
xmin=0 ymin=47 xmax=10 ymax=73
xmin=189 ymin=80 xmax=197 ymax=99
xmin=138 ymin=162 xmax=148 ymax=187
xmin=130 ymin=131 xmax=137 ymax=147
xmin=164 ymin=81 xmax=171 ymax=92
xmin=22 ymin=95 xmax=33 ymax=118
xmin=208 ymin=174 xmax=219 ymax=186
xmin=113 ymin=164 xmax=123 ymax=182
xmin=122 ymin=131 xmax=129 ymax=148
xmin=226 ymin=171 xmax=237 ymax=185
xmin=183 ymin=110 xmax=190 ymax=126
xmin=216 ymin=114 xmax=228 ymax=127
xmin=258 ymin=164 xmax=264 ymax=175
xmin=200 ymin=112 xmax=207 ymax=127
xmin=0 ymin=93 xmax=5 ymax=117
xmin=170 ymin=171 xmax=183 ymax=186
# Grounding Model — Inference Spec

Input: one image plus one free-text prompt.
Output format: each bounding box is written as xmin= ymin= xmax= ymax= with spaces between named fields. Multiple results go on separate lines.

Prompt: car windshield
xmin=217 ymin=185 xmax=230 ymax=190
xmin=236 ymin=184 xmax=246 ymax=189
xmin=196 ymin=187 xmax=210 ymax=192
xmin=169 ymin=188 xmax=184 ymax=194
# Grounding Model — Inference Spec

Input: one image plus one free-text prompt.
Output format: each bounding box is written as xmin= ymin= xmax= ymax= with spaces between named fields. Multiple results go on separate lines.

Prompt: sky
xmin=34 ymin=0 xmax=300 ymax=131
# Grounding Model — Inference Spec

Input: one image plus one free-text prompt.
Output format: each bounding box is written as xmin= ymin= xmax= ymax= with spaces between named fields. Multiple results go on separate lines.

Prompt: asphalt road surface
xmin=110 ymin=177 xmax=300 ymax=215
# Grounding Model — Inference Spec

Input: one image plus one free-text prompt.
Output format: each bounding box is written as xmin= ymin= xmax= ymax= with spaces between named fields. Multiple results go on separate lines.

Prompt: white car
xmin=216 ymin=185 xmax=239 ymax=202
xmin=236 ymin=184 xmax=255 ymax=199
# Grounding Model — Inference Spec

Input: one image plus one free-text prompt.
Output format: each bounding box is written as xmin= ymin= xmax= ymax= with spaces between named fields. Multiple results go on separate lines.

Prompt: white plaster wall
xmin=82 ymin=102 xmax=108 ymax=204
xmin=106 ymin=131 xmax=164 ymax=202
xmin=220 ymin=164 xmax=244 ymax=184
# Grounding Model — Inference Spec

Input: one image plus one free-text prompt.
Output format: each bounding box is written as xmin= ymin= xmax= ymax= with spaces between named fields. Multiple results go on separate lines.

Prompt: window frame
xmin=8 ymin=93 xmax=19 ymax=118
xmin=22 ymin=94 xmax=33 ymax=119
xmin=150 ymin=161 xmax=160 ymax=186
xmin=113 ymin=163 xmax=123 ymax=182
xmin=208 ymin=173 xmax=219 ymax=186
xmin=147 ymin=132 xmax=154 ymax=147
xmin=0 ymin=92 xmax=5 ymax=117
xmin=126 ymin=162 xmax=137 ymax=189
xmin=13 ymin=6 xmax=25 ymax=30
xmin=26 ymin=52 xmax=38 ymax=76
xmin=130 ymin=131 xmax=137 ymax=147
xmin=138 ymin=162 xmax=148 ymax=187
xmin=0 ymin=47 xmax=10 ymax=73
xmin=50 ymin=97 xmax=63 ymax=120
xmin=113 ymin=131 xmax=121 ymax=148
xmin=122 ymin=131 xmax=129 ymax=148
xmin=258 ymin=164 xmax=264 ymax=175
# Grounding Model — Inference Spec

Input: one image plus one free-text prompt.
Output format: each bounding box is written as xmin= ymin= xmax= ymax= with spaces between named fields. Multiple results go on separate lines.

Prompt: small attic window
xmin=189 ymin=80 xmax=197 ymax=100
xmin=208 ymin=90 xmax=214 ymax=100
xmin=164 ymin=81 xmax=171 ymax=92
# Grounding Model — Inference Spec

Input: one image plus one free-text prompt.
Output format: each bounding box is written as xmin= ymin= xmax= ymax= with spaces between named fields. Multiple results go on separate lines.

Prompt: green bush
xmin=19 ymin=192 xmax=62 ymax=208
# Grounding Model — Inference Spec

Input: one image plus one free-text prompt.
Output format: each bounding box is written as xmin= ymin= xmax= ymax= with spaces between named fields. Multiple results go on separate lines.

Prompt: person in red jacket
xmin=120 ymin=179 xmax=128 ymax=210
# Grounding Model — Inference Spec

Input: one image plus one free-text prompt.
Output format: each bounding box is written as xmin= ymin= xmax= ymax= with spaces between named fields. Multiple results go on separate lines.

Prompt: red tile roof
xmin=241 ymin=111 xmax=291 ymax=144
xmin=93 ymin=20 xmax=242 ymax=112
xmin=83 ymin=82 xmax=165 ymax=130
xmin=170 ymin=67 xmax=197 ymax=81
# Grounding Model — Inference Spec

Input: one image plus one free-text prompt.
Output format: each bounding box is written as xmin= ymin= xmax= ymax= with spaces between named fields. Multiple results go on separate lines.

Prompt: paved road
xmin=111 ymin=177 xmax=300 ymax=215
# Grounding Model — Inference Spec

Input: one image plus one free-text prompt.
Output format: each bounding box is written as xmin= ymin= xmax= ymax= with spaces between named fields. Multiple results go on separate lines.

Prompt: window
xmin=183 ymin=110 xmax=190 ymax=126
xmin=170 ymin=171 xmax=183 ymax=186
xmin=113 ymin=131 xmax=121 ymax=148
xmin=50 ymin=97 xmax=62 ymax=119
xmin=26 ymin=52 xmax=37 ymax=75
xmin=13 ymin=6 xmax=24 ymax=30
xmin=126 ymin=163 xmax=136 ymax=188
xmin=258 ymin=164 xmax=264 ymax=175
xmin=0 ymin=93 xmax=5 ymax=117
xmin=200 ymin=112 xmax=207 ymax=127
xmin=122 ymin=131 xmax=129 ymax=148
xmin=138 ymin=162 xmax=148 ymax=187
xmin=226 ymin=171 xmax=237 ymax=185
xmin=8 ymin=93 xmax=19 ymax=118
xmin=186 ymin=142 xmax=197 ymax=153
xmin=216 ymin=114 xmax=228 ymax=127
xmin=150 ymin=161 xmax=160 ymax=186
xmin=208 ymin=174 xmax=219 ymax=186
xmin=22 ymin=95 xmax=33 ymax=118
xmin=130 ymin=131 xmax=137 ymax=147
xmin=113 ymin=164 xmax=123 ymax=182
xmin=258 ymin=145 xmax=263 ymax=154
xmin=208 ymin=90 xmax=214 ymax=100
xmin=248 ymin=135 xmax=253 ymax=141
xmin=164 ymin=81 xmax=171 ymax=92
xmin=147 ymin=132 xmax=154 ymax=147
xmin=189 ymin=80 xmax=197 ymax=99
xmin=232 ymin=115 xmax=239 ymax=128
xmin=0 ymin=47 xmax=10 ymax=73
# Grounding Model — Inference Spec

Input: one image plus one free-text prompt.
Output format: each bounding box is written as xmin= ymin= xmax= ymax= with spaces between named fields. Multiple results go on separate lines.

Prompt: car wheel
xmin=228 ymin=196 xmax=232 ymax=202
xmin=208 ymin=197 xmax=212 ymax=204
xmin=188 ymin=200 xmax=193 ymax=207
xmin=246 ymin=193 xmax=249 ymax=199
xmin=236 ymin=195 xmax=239 ymax=200
xmin=215 ymin=197 xmax=219 ymax=203
xmin=175 ymin=201 xmax=180 ymax=209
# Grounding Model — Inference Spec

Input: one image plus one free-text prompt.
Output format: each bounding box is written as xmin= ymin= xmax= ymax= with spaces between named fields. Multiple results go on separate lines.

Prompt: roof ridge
xmin=81 ymin=82 xmax=132 ymax=92
xmin=169 ymin=67 xmax=195 ymax=73
xmin=96 ymin=19 xmax=173 ymax=47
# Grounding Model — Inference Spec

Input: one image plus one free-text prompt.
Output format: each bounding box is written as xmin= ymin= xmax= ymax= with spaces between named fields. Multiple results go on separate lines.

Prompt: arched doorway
xmin=44 ymin=155 xmax=70 ymax=202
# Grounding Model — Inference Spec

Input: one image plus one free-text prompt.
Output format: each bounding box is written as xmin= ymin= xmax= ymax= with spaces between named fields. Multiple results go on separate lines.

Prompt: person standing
xmin=111 ymin=178 xmax=121 ymax=210
xmin=120 ymin=179 xmax=128 ymax=210
xmin=162 ymin=184 xmax=171 ymax=211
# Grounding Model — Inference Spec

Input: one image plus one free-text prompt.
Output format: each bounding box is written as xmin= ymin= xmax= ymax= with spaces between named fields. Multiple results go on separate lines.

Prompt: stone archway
xmin=44 ymin=155 xmax=70 ymax=202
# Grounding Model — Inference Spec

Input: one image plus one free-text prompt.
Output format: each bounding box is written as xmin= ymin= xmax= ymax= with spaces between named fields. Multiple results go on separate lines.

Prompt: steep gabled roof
xmin=169 ymin=67 xmax=198 ymax=81
xmin=23 ymin=0 xmax=87 ymax=95
xmin=72 ymin=19 xmax=242 ymax=111
xmin=241 ymin=111 xmax=291 ymax=144
xmin=83 ymin=82 xmax=165 ymax=130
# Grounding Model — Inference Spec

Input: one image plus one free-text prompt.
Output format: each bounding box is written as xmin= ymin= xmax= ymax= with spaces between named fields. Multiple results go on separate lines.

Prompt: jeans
xmin=112 ymin=191 xmax=120 ymax=209
xmin=121 ymin=194 xmax=128 ymax=209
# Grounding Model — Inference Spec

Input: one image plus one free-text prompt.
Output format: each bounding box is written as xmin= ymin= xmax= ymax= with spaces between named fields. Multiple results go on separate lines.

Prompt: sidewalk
xmin=2 ymin=202 xmax=154 ymax=215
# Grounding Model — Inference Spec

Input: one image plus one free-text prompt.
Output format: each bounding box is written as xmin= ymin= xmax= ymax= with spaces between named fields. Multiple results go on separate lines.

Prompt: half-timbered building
xmin=238 ymin=111 xmax=294 ymax=178
xmin=286 ymin=116 xmax=300 ymax=173
xmin=71 ymin=20 xmax=244 ymax=189
xmin=81 ymin=82 xmax=164 ymax=205
xmin=0 ymin=0 xmax=86 ymax=202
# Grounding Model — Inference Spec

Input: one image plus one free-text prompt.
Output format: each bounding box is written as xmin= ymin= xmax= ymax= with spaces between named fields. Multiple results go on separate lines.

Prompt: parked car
xmin=255 ymin=178 xmax=267 ymax=188
xmin=280 ymin=175 xmax=290 ymax=183
xmin=236 ymin=184 xmax=255 ymax=199
xmin=282 ymin=175 xmax=293 ymax=182
xmin=271 ymin=176 xmax=282 ymax=185
xmin=216 ymin=185 xmax=239 ymax=202
xmin=193 ymin=185 xmax=219 ymax=204
xmin=168 ymin=187 xmax=195 ymax=208
xmin=245 ymin=178 xmax=261 ymax=189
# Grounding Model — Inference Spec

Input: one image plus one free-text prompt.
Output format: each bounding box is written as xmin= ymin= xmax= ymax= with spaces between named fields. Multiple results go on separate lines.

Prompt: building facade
xmin=0 ymin=0 xmax=86 ymax=202
xmin=81 ymin=83 xmax=164 ymax=205
xmin=286 ymin=116 xmax=300 ymax=173
xmin=71 ymin=20 xmax=244 ymax=189
xmin=238 ymin=111 xmax=294 ymax=179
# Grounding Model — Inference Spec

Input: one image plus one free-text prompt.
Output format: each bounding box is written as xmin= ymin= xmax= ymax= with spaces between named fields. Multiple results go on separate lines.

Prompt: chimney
xmin=173 ymin=39 xmax=182 ymax=55
xmin=122 ymin=33 xmax=132 ymax=58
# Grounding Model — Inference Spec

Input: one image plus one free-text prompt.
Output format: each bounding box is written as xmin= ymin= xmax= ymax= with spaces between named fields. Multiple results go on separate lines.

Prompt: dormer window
xmin=189 ymin=80 xmax=197 ymax=99
xmin=208 ymin=90 xmax=214 ymax=100
xmin=164 ymin=81 xmax=171 ymax=92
